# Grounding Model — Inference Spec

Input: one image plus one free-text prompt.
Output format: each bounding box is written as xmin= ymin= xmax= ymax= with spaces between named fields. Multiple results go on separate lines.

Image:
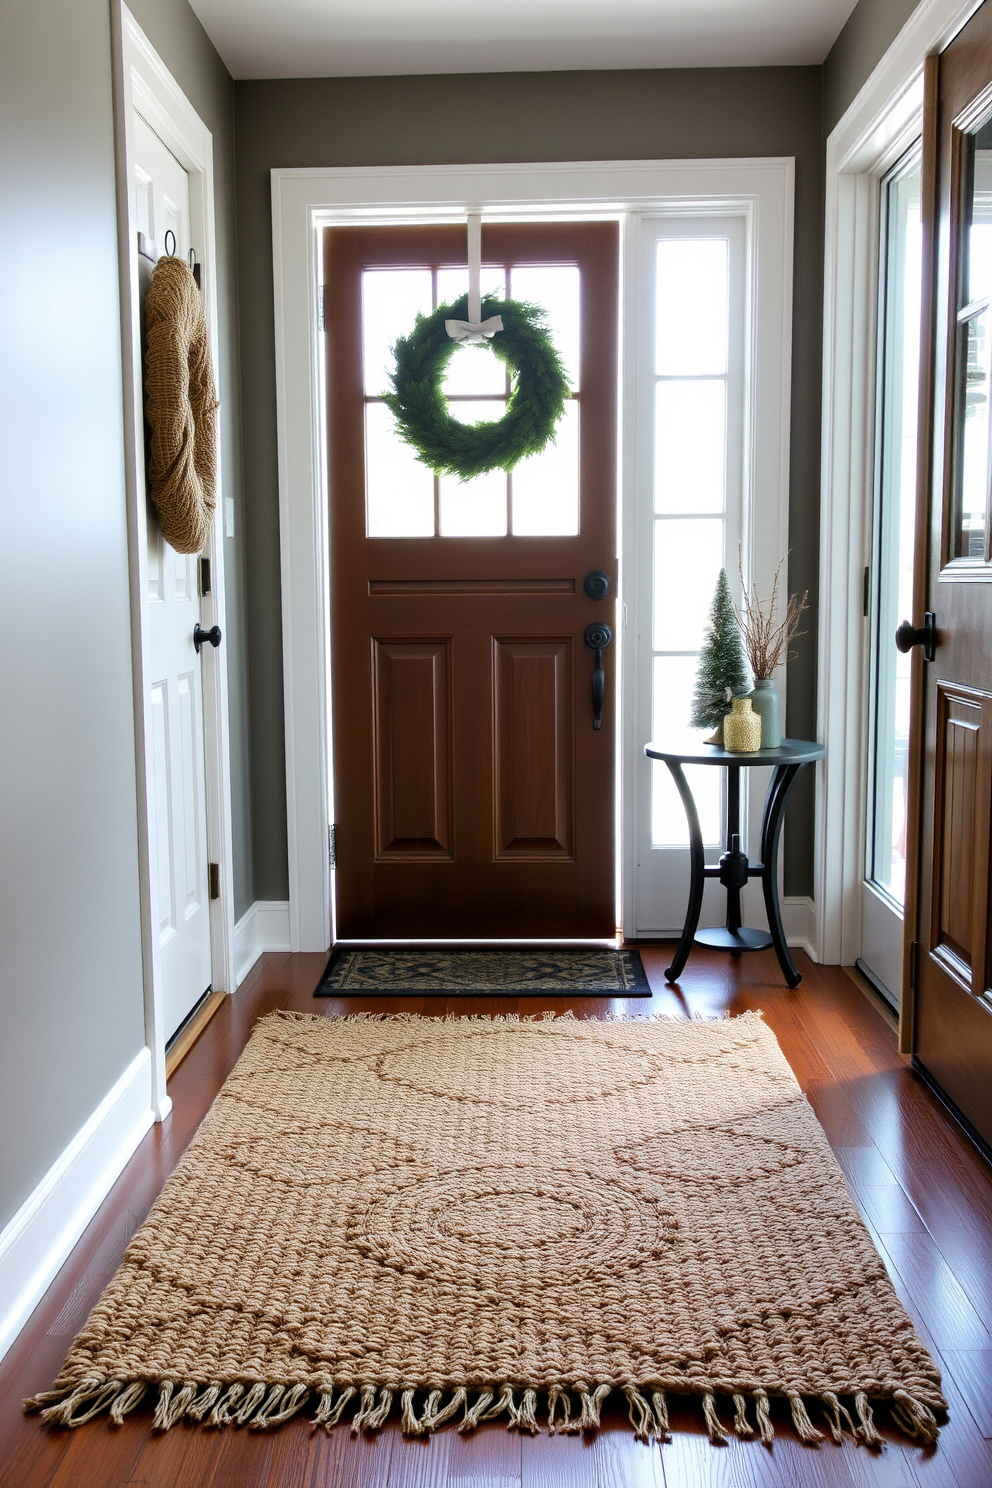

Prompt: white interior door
xmin=132 ymin=111 xmax=212 ymax=1039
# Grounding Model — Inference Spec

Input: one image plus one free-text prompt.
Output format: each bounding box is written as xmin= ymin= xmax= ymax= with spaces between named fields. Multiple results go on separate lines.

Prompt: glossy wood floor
xmin=2 ymin=947 xmax=991 ymax=1488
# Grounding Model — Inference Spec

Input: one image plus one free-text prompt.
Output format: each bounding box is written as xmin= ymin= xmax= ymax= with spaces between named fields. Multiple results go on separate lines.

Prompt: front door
xmin=326 ymin=223 xmax=618 ymax=938
xmin=133 ymin=111 xmax=213 ymax=1036
xmin=910 ymin=4 xmax=992 ymax=1147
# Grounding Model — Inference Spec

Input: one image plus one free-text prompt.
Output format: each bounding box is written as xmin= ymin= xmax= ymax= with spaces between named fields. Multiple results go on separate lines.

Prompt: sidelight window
xmin=361 ymin=263 xmax=580 ymax=538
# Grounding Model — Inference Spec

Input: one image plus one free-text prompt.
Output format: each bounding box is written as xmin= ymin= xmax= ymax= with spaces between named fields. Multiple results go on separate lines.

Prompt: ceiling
xmin=188 ymin=0 xmax=861 ymax=79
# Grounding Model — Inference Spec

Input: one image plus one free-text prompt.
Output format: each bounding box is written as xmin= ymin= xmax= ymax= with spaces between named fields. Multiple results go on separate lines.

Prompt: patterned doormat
xmin=314 ymin=947 xmax=651 ymax=997
xmin=27 ymin=1010 xmax=944 ymax=1443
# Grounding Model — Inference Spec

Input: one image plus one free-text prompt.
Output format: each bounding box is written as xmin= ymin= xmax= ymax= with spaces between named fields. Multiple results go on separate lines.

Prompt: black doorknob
xmin=584 ymin=570 xmax=611 ymax=600
xmin=193 ymin=623 xmax=222 ymax=654
xmin=895 ymin=612 xmax=936 ymax=663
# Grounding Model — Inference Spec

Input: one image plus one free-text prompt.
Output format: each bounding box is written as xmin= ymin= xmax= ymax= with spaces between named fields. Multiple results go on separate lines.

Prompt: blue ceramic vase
xmin=749 ymin=679 xmax=781 ymax=748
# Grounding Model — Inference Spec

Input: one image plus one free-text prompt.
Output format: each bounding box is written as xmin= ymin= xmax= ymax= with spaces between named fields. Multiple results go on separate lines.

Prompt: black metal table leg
xmin=725 ymin=765 xmax=742 ymax=936
xmin=664 ymin=760 xmax=705 ymax=983
xmin=759 ymin=762 xmax=804 ymax=987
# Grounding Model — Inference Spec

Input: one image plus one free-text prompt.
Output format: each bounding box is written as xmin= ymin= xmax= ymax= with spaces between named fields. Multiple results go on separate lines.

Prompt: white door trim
xmin=112 ymin=4 xmax=236 ymax=1118
xmin=271 ymin=159 xmax=793 ymax=952
xmin=817 ymin=0 xmax=982 ymax=967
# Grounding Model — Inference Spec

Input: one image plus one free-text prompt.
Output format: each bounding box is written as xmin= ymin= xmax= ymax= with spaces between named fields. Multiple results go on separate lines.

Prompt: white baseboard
xmin=0 ymin=1048 xmax=153 ymax=1364
xmin=783 ymin=895 xmax=819 ymax=961
xmin=234 ymin=900 xmax=292 ymax=986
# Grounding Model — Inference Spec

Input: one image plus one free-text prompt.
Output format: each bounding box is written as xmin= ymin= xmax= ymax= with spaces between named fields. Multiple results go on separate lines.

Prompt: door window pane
xmin=957 ymin=309 xmax=991 ymax=556
xmin=952 ymin=120 xmax=992 ymax=558
xmin=511 ymin=400 xmax=579 ymax=535
xmin=868 ymin=153 xmax=922 ymax=905
xmin=655 ymin=380 xmax=726 ymax=513
xmin=651 ymin=656 xmax=721 ymax=845
xmin=653 ymin=517 xmax=724 ymax=652
xmin=362 ymin=269 xmax=432 ymax=396
xmin=510 ymin=265 xmax=581 ymax=390
xmin=656 ymin=239 xmax=729 ymax=376
xmin=365 ymin=402 xmax=434 ymax=537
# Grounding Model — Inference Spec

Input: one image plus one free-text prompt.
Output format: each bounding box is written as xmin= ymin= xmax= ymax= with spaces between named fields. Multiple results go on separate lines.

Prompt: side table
xmin=643 ymin=736 xmax=825 ymax=988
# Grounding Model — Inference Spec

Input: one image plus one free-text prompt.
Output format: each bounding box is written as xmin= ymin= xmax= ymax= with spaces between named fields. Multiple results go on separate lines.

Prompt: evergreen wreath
xmin=384 ymin=293 xmax=570 ymax=480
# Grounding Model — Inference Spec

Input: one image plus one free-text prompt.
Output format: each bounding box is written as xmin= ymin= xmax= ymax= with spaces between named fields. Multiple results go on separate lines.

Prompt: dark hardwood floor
xmin=2 ymin=946 xmax=991 ymax=1488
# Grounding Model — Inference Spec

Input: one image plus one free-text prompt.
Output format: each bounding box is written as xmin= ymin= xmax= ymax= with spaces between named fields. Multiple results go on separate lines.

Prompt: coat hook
xmin=188 ymin=246 xmax=202 ymax=290
xmin=164 ymin=229 xmax=176 ymax=256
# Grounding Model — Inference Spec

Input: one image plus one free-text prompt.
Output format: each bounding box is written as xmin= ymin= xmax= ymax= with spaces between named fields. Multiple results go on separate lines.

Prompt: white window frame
xmin=818 ymin=0 xmax=982 ymax=983
xmin=271 ymin=159 xmax=794 ymax=953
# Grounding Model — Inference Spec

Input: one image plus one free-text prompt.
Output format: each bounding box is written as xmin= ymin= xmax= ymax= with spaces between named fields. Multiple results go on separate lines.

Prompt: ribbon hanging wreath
xmin=143 ymin=256 xmax=219 ymax=554
xmin=385 ymin=214 xmax=570 ymax=481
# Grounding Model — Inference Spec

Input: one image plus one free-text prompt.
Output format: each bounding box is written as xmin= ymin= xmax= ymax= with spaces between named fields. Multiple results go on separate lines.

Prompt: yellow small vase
xmin=723 ymin=696 xmax=762 ymax=753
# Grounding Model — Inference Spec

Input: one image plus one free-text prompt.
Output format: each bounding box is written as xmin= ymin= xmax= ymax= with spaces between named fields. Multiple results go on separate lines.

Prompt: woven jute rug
xmin=26 ymin=1010 xmax=945 ymax=1445
xmin=315 ymin=947 xmax=651 ymax=997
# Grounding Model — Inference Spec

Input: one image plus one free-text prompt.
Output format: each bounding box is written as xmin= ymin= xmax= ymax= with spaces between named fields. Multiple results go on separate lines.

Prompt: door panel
xmin=133 ymin=111 xmax=212 ymax=1036
xmin=494 ymin=637 xmax=573 ymax=859
xmin=327 ymin=223 xmax=618 ymax=938
xmin=372 ymin=640 xmax=453 ymax=859
xmin=911 ymin=5 xmax=992 ymax=1146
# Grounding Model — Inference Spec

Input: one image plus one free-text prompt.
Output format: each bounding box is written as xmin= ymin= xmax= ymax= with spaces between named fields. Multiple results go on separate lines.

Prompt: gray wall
xmin=234 ymin=66 xmax=824 ymax=897
xmin=0 ymin=0 xmax=147 ymax=1232
xmin=824 ymin=0 xmax=920 ymax=134
xmin=128 ymin=0 xmax=253 ymax=920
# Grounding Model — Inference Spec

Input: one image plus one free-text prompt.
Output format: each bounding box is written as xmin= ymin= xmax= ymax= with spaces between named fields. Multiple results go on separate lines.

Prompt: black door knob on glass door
xmin=584 ymin=622 xmax=612 ymax=730
xmin=193 ymin=623 xmax=222 ymax=654
xmin=895 ymin=611 xmax=936 ymax=662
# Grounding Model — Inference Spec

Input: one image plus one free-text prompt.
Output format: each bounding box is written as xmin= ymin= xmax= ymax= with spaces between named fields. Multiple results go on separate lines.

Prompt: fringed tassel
xmin=249 ymin=1383 xmax=310 ymax=1430
xmin=312 ymin=1385 xmax=355 ymax=1431
xmin=400 ymin=1389 xmax=421 ymax=1435
xmin=458 ymin=1389 xmax=495 ymax=1433
xmin=208 ymin=1382 xmax=245 ymax=1426
xmin=624 ymin=1385 xmax=661 ymax=1443
xmin=186 ymin=1383 xmax=221 ymax=1422
xmin=820 ymin=1391 xmax=856 ymax=1445
xmin=754 ymin=1389 xmax=775 ymax=1445
xmin=891 ymin=1390 xmax=939 ymax=1445
xmin=732 ymin=1393 xmax=753 ymax=1437
xmin=31 ymin=1380 xmax=123 ymax=1428
xmin=547 ymin=1385 xmax=576 ymax=1434
xmin=577 ymin=1385 xmax=611 ymax=1431
xmin=854 ymin=1391 xmax=883 ymax=1447
xmin=701 ymin=1393 xmax=728 ymax=1445
xmin=232 ymin=1382 xmax=268 ymax=1426
xmin=109 ymin=1381 xmax=148 ymax=1426
xmin=509 ymin=1388 xmax=539 ymax=1434
xmin=350 ymin=1384 xmax=379 ymax=1435
xmin=363 ymin=1387 xmax=393 ymax=1431
xmin=651 ymin=1391 xmax=670 ymax=1441
xmin=417 ymin=1388 xmax=464 ymax=1433
xmin=788 ymin=1394 xmax=824 ymax=1444
xmin=153 ymin=1380 xmax=199 ymax=1431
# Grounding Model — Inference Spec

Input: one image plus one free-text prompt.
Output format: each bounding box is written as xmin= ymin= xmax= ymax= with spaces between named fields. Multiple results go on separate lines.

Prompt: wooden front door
xmin=909 ymin=6 xmax=992 ymax=1147
xmin=326 ymin=223 xmax=618 ymax=939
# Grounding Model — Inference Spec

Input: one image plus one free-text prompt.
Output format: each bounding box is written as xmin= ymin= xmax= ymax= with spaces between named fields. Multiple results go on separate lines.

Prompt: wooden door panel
xmin=372 ymin=640 xmax=452 ymax=859
xmin=494 ymin=637 xmax=573 ymax=858
xmin=930 ymin=685 xmax=991 ymax=984
xmin=328 ymin=221 xmax=618 ymax=939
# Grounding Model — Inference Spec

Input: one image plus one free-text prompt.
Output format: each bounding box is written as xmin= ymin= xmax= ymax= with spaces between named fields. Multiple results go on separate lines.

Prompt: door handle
xmin=895 ymin=612 xmax=936 ymax=662
xmin=584 ymin=623 xmax=613 ymax=730
xmin=193 ymin=623 xmax=222 ymax=654
xmin=584 ymin=569 xmax=611 ymax=600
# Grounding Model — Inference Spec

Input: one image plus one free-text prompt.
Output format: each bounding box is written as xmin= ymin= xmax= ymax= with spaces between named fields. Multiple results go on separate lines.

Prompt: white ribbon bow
xmin=444 ymin=314 xmax=504 ymax=344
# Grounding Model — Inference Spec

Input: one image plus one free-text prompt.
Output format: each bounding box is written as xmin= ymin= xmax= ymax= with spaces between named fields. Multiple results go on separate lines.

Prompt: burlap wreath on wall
xmin=143 ymin=257 xmax=219 ymax=555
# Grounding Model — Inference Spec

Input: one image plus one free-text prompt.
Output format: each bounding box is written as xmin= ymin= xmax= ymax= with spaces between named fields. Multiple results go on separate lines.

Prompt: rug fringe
xmin=23 ymin=1376 xmax=943 ymax=1445
xmin=268 ymin=1008 xmax=766 ymax=1029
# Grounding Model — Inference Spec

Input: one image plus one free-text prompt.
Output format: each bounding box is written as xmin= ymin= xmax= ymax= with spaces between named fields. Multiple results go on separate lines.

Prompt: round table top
xmin=644 ymin=734 xmax=825 ymax=767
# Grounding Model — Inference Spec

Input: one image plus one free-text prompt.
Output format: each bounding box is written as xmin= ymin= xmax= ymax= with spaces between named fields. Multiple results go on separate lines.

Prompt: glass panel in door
xmin=861 ymin=147 xmax=922 ymax=1006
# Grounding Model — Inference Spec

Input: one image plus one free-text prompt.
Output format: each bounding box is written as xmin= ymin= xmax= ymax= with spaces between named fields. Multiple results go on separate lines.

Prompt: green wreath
xmin=384 ymin=293 xmax=570 ymax=481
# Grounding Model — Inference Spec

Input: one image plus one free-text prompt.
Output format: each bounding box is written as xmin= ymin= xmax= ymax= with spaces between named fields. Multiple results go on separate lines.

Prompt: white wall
xmin=0 ymin=0 xmax=148 ymax=1234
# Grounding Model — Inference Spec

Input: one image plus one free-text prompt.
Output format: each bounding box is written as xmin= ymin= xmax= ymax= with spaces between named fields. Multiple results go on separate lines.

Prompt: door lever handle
xmin=584 ymin=623 xmax=613 ymax=730
xmin=193 ymin=623 xmax=222 ymax=654
xmin=895 ymin=612 xmax=936 ymax=662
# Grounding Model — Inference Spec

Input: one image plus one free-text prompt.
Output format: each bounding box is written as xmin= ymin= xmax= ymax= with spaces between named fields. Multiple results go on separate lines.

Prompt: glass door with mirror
xmin=860 ymin=146 xmax=923 ymax=1009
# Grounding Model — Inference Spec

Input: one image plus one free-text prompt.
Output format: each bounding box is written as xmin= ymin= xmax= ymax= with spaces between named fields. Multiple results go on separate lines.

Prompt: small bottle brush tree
xmin=690 ymin=568 xmax=751 ymax=740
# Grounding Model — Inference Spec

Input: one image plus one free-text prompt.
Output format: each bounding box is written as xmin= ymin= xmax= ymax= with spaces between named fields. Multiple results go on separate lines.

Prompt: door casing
xmin=271 ymin=159 xmax=796 ymax=952
xmin=113 ymin=3 xmax=236 ymax=1118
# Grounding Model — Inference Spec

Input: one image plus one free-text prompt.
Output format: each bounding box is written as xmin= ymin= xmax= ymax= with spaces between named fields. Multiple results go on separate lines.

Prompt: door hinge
xmin=909 ymin=939 xmax=918 ymax=991
xmin=328 ymin=824 xmax=336 ymax=869
xmin=199 ymin=556 xmax=211 ymax=597
xmin=318 ymin=285 xmax=325 ymax=332
xmin=208 ymin=862 xmax=221 ymax=900
xmin=863 ymin=565 xmax=870 ymax=618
